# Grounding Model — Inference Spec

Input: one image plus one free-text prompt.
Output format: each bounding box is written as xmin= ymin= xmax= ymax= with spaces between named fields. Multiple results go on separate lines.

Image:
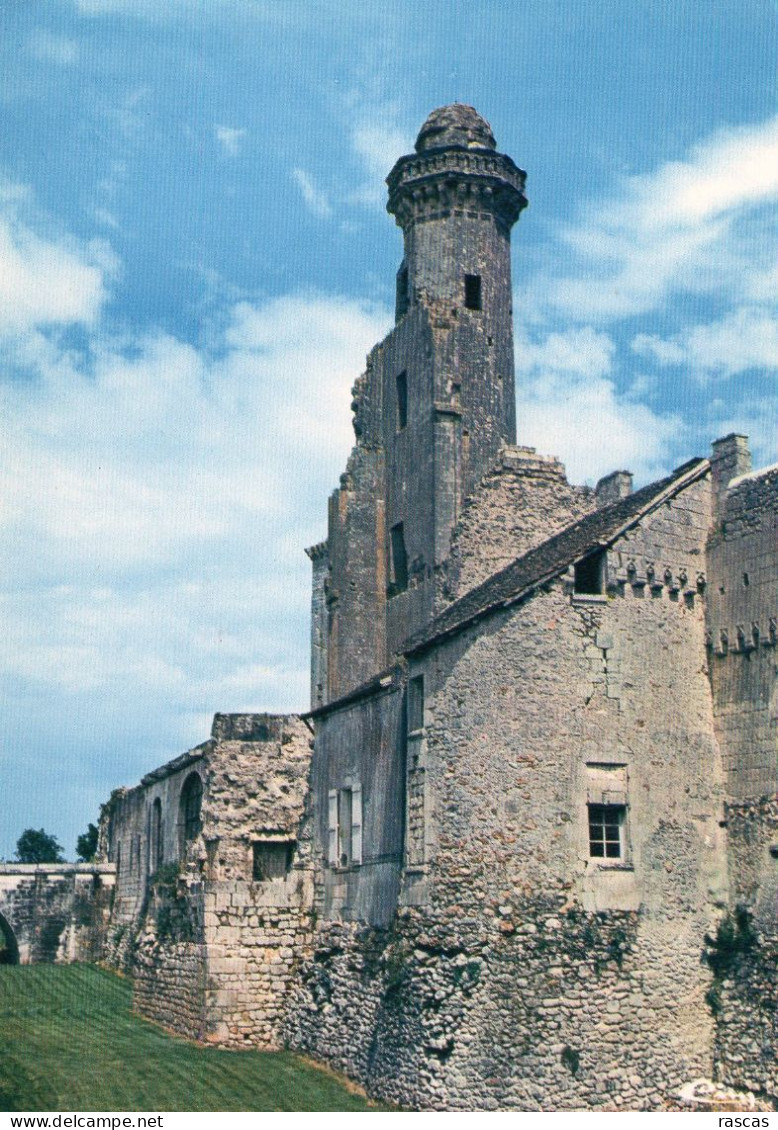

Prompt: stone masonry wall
xmin=707 ymin=465 xmax=778 ymax=799
xmin=287 ymin=478 xmax=727 ymax=1110
xmin=441 ymin=445 xmax=595 ymax=603
xmin=709 ymin=796 xmax=778 ymax=1100
xmin=199 ymin=714 xmax=315 ymax=1046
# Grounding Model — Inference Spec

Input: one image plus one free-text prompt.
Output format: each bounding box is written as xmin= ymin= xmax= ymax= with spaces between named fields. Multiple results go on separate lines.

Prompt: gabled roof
xmin=406 ymin=456 xmax=709 ymax=655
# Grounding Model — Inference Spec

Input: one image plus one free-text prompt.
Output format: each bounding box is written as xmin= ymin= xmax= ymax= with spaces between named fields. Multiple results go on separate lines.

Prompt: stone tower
xmin=310 ymin=105 xmax=528 ymax=704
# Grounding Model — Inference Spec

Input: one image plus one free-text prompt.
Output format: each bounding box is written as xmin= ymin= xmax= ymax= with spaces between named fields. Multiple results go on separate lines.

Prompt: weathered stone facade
xmin=82 ymin=104 xmax=778 ymax=1110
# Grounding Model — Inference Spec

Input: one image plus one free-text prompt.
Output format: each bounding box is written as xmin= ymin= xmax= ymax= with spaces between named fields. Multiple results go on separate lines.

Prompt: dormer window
xmin=464 ymin=274 xmax=482 ymax=310
xmin=574 ymin=550 xmax=606 ymax=596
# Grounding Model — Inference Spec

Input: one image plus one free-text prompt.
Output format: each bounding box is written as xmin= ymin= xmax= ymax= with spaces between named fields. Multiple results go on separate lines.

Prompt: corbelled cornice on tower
xmin=386 ymin=104 xmax=527 ymax=235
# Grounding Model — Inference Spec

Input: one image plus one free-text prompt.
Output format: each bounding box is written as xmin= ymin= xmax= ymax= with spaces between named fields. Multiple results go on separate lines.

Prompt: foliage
xmin=0 ymin=965 xmax=390 ymax=1111
xmin=15 ymin=828 xmax=64 ymax=864
xmin=76 ymin=823 xmax=99 ymax=862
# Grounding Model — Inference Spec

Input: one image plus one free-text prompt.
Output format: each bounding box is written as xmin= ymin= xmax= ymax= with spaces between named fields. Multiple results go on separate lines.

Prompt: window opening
xmin=464 ymin=274 xmax=482 ymax=310
xmin=407 ymin=675 xmax=424 ymax=734
xmin=574 ymin=550 xmax=606 ymax=595
xmin=588 ymin=804 xmax=625 ymax=859
xmin=327 ymin=785 xmax=363 ymax=868
xmin=252 ymin=840 xmax=294 ymax=881
xmin=179 ymin=772 xmax=203 ymax=848
xmin=389 ymin=522 xmax=408 ymax=594
xmin=396 ymin=370 xmax=408 ymax=430
xmin=395 ymin=264 xmax=409 ymax=321
xmin=149 ymin=797 xmax=163 ymax=873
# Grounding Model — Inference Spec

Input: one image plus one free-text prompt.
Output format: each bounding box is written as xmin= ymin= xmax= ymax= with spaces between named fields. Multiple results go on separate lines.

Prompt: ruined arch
xmin=0 ymin=912 xmax=19 ymax=965
xmin=178 ymin=772 xmax=203 ymax=854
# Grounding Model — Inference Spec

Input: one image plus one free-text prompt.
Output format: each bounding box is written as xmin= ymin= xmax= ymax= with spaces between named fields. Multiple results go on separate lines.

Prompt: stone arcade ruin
xmin=36 ymin=105 xmax=778 ymax=1109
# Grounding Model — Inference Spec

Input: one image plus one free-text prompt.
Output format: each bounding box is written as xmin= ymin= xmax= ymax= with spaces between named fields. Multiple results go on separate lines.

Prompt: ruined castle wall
xmin=442 ymin=446 xmax=595 ymax=603
xmin=288 ymin=481 xmax=726 ymax=1110
xmin=707 ymin=465 xmax=778 ymax=799
xmin=101 ymin=750 xmax=207 ymax=967
xmin=198 ymin=715 xmax=315 ymax=1047
xmin=106 ymin=715 xmax=316 ymax=1048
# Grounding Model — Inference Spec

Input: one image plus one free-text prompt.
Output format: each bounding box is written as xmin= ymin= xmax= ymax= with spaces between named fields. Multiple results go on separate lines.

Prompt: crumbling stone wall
xmin=442 ymin=446 xmax=595 ymax=602
xmin=101 ymin=713 xmax=315 ymax=1048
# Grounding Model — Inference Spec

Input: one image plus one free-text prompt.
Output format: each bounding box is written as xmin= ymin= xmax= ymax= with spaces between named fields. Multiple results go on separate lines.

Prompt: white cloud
xmin=515 ymin=328 xmax=682 ymax=484
xmin=29 ymin=31 xmax=79 ymax=65
xmin=215 ymin=125 xmax=246 ymax=157
xmin=348 ymin=117 xmax=411 ymax=207
xmin=1 ymin=286 xmax=390 ymax=707
xmin=0 ymin=199 xmax=112 ymax=337
xmin=532 ymin=116 xmax=778 ymax=324
xmin=633 ymin=308 xmax=778 ymax=379
xmin=291 ymin=169 xmax=332 ymax=219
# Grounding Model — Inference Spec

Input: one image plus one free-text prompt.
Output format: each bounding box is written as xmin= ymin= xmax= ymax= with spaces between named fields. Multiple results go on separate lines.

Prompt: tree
xmin=76 ymin=822 xmax=99 ymax=863
xmin=15 ymin=828 xmax=64 ymax=864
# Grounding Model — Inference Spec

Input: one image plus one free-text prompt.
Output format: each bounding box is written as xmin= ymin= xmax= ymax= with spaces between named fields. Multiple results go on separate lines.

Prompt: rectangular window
xmin=396 ymin=370 xmax=408 ymax=430
xmin=588 ymin=804 xmax=625 ymax=859
xmin=252 ymin=840 xmax=294 ymax=881
xmin=389 ymin=522 xmax=408 ymax=593
xmin=574 ymin=550 xmax=606 ymax=595
xmin=464 ymin=273 xmax=482 ymax=310
xmin=407 ymin=675 xmax=424 ymax=734
xmin=327 ymin=785 xmax=362 ymax=868
xmin=586 ymin=762 xmax=628 ymax=863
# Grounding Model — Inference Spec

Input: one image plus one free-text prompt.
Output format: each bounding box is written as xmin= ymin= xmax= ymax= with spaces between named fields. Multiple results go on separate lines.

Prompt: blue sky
xmin=1 ymin=1 xmax=777 ymax=859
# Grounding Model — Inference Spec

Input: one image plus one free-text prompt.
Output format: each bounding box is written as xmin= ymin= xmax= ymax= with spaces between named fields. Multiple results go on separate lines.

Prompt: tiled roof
xmin=406 ymin=457 xmax=709 ymax=654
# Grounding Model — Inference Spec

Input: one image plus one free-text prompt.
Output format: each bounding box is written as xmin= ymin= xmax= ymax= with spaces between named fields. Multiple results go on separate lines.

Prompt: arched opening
xmin=149 ymin=797 xmax=163 ymax=874
xmin=178 ymin=772 xmax=203 ymax=855
xmin=0 ymin=912 xmax=19 ymax=965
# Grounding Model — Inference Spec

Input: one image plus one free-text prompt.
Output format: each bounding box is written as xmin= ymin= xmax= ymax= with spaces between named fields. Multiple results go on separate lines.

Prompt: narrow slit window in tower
xmin=407 ymin=675 xmax=424 ymax=733
xmin=389 ymin=523 xmax=408 ymax=594
xmin=464 ymin=274 xmax=482 ymax=310
xmin=396 ymin=370 xmax=408 ymax=430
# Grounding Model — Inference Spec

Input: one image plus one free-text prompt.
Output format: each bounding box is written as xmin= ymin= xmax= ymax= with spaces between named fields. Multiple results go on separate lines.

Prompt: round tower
xmin=386 ymin=104 xmax=527 ymax=320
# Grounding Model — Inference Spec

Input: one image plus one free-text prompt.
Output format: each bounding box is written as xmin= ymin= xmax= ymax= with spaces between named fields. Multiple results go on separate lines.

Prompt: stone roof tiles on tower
xmin=406 ymin=456 xmax=710 ymax=655
xmin=415 ymin=103 xmax=497 ymax=153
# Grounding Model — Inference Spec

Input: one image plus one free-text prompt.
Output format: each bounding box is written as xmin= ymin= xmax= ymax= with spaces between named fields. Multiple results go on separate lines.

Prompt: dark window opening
xmin=180 ymin=772 xmax=203 ymax=847
xmin=574 ymin=551 xmax=606 ymax=595
xmin=396 ymin=370 xmax=408 ymax=430
xmin=395 ymin=264 xmax=409 ymax=321
xmin=464 ymin=274 xmax=482 ymax=310
xmin=150 ymin=797 xmax=163 ymax=873
xmin=408 ymin=675 xmax=424 ymax=733
xmin=389 ymin=522 xmax=408 ymax=594
xmin=588 ymin=804 xmax=625 ymax=859
xmin=252 ymin=840 xmax=294 ymax=881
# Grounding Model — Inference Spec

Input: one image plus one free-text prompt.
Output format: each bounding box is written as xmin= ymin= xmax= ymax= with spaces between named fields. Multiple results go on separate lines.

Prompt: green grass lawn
xmin=0 ymin=965 xmax=386 ymax=1112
